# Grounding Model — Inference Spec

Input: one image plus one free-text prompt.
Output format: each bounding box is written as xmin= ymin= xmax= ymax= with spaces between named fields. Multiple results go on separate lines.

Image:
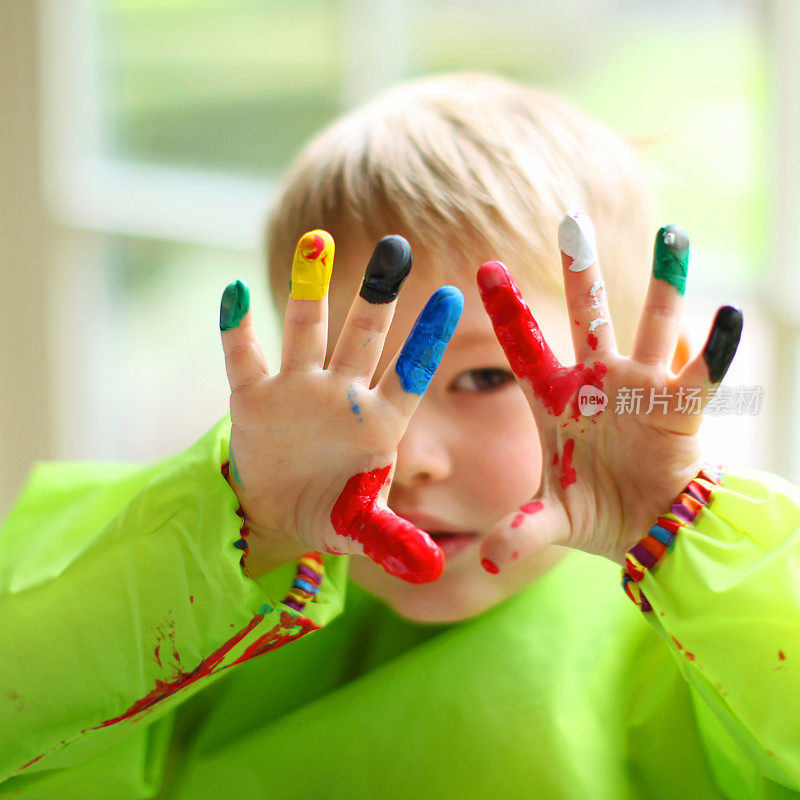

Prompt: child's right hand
xmin=218 ymin=231 xmax=463 ymax=584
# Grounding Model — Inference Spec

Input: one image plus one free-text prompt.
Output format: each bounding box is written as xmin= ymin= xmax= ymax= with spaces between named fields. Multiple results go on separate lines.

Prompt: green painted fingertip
xmin=220 ymin=280 xmax=250 ymax=331
xmin=653 ymin=224 xmax=689 ymax=296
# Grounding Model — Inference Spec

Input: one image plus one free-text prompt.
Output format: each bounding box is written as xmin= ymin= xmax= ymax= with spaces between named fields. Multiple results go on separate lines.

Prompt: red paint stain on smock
xmin=559 ymin=439 xmax=576 ymax=489
xmin=99 ymin=609 xmax=321 ymax=728
xmin=477 ymin=262 xmax=607 ymax=420
xmin=779 ymin=650 xmax=787 ymax=660
xmin=331 ymin=466 xmax=443 ymax=583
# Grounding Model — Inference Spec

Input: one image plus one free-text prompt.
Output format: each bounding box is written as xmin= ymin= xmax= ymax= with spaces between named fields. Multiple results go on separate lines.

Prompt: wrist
xmin=222 ymin=461 xmax=308 ymax=578
xmin=620 ymin=464 xmax=722 ymax=611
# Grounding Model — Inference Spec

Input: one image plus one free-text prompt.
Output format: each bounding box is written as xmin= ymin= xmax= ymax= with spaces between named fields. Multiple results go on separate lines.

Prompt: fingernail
xmin=360 ymin=235 xmax=413 ymax=304
xmin=481 ymin=557 xmax=500 ymax=574
xmin=558 ymin=211 xmax=597 ymax=272
xmin=653 ymin=224 xmax=690 ymax=296
xmin=291 ymin=230 xmax=335 ymax=301
xmin=395 ymin=286 xmax=464 ymax=395
xmin=703 ymin=305 xmax=743 ymax=382
xmin=220 ymin=280 xmax=250 ymax=331
xmin=476 ymin=261 xmax=510 ymax=294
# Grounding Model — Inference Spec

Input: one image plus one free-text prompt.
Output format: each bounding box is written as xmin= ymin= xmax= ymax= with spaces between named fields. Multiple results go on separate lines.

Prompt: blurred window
xmin=40 ymin=0 xmax=779 ymax=474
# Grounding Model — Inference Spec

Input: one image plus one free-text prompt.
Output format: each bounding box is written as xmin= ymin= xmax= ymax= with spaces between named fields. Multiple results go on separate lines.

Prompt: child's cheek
xmin=459 ymin=393 xmax=542 ymax=517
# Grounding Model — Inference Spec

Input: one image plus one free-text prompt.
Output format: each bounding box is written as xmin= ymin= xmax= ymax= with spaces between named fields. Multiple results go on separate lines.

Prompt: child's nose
xmin=393 ymin=410 xmax=452 ymax=487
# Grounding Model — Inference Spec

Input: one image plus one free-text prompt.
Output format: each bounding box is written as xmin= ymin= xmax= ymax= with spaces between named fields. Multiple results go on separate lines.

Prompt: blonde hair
xmin=266 ymin=72 xmax=653 ymax=349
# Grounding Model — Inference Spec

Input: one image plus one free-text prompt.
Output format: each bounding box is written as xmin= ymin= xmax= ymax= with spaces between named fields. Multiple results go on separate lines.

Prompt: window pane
xmin=407 ymin=0 xmax=764 ymax=288
xmin=57 ymin=238 xmax=277 ymax=461
xmin=98 ymin=0 xmax=345 ymax=175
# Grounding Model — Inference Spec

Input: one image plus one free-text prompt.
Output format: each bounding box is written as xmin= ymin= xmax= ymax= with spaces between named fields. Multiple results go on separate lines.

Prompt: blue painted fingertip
xmin=396 ymin=286 xmax=464 ymax=395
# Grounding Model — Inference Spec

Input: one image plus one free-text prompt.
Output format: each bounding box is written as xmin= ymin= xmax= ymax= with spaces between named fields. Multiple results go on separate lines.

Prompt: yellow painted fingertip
xmin=290 ymin=229 xmax=335 ymax=301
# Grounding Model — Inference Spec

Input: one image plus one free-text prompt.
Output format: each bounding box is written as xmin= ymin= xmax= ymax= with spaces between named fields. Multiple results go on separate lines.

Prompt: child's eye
xmin=450 ymin=368 xmax=515 ymax=392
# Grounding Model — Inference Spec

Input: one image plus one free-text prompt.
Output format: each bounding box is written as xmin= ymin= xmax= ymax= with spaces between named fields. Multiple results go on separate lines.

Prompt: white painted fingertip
xmin=558 ymin=211 xmax=597 ymax=273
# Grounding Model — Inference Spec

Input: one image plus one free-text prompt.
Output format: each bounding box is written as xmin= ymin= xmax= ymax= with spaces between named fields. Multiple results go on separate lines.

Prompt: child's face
xmin=328 ymin=237 xmax=571 ymax=623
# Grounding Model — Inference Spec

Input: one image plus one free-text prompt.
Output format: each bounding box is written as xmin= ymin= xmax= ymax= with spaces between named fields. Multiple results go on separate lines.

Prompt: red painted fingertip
xmin=477 ymin=261 xmax=511 ymax=294
xmin=481 ymin=557 xmax=500 ymax=574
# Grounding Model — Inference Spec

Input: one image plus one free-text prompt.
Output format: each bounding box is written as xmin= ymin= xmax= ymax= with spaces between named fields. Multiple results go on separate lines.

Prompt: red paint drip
xmin=671 ymin=635 xmax=683 ymax=650
xmin=510 ymin=513 xmax=525 ymax=529
xmin=477 ymin=262 xmax=607 ymax=419
xmin=559 ymin=439 xmax=576 ymax=489
xmin=99 ymin=611 xmax=320 ymax=730
xmin=99 ymin=613 xmax=264 ymax=727
xmin=685 ymin=651 xmax=695 ymax=661
xmin=230 ymin=612 xmax=320 ymax=665
xmin=779 ymin=650 xmax=786 ymax=660
xmin=587 ymin=332 xmax=598 ymax=350
xmin=331 ymin=466 xmax=444 ymax=583
xmin=481 ymin=557 xmax=500 ymax=574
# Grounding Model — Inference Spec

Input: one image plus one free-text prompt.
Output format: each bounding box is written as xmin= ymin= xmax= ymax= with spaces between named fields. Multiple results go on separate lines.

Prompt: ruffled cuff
xmin=621 ymin=465 xmax=723 ymax=611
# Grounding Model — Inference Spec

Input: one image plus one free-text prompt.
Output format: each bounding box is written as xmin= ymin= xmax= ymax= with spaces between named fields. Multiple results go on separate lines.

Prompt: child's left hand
xmin=477 ymin=214 xmax=743 ymax=570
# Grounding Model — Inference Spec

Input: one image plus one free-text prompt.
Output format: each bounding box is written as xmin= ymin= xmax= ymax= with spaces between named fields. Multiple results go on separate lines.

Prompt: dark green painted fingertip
xmin=220 ymin=280 xmax=250 ymax=331
xmin=653 ymin=224 xmax=690 ymax=296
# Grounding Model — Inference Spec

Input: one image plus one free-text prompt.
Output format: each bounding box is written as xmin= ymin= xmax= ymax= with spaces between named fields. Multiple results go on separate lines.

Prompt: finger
xmin=479 ymin=499 xmax=569 ymax=574
xmin=281 ymin=230 xmax=335 ymax=372
xmin=477 ymin=261 xmax=606 ymax=423
xmin=328 ymin=235 xmax=412 ymax=381
xmin=676 ymin=305 xmax=743 ymax=392
xmin=331 ymin=465 xmax=444 ymax=583
xmin=558 ymin=212 xmax=617 ymax=358
xmin=220 ymin=280 xmax=269 ymax=391
xmin=630 ymin=225 xmax=689 ymax=367
xmin=377 ymin=286 xmax=464 ymax=418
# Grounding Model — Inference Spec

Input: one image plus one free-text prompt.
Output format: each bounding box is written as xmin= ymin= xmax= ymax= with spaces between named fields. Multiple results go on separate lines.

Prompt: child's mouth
xmin=428 ymin=532 xmax=479 ymax=560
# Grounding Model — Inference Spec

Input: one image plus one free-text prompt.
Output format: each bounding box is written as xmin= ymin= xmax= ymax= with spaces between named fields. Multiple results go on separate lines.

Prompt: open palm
xmin=477 ymin=215 xmax=743 ymax=570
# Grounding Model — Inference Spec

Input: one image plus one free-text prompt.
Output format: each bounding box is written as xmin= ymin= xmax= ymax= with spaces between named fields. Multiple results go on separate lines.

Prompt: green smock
xmin=1 ymin=419 xmax=799 ymax=799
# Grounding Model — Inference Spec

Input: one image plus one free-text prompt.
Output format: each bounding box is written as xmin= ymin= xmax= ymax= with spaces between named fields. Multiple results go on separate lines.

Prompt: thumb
xmin=479 ymin=500 xmax=569 ymax=574
xmin=330 ymin=468 xmax=444 ymax=584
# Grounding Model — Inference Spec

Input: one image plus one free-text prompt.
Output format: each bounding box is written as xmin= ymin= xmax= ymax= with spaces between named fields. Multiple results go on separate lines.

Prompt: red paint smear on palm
xmin=559 ymin=439 xmax=576 ymax=489
xmin=477 ymin=261 xmax=607 ymax=419
xmin=331 ymin=466 xmax=444 ymax=583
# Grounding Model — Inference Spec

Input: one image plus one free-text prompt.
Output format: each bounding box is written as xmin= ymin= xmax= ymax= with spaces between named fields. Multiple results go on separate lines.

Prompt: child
xmin=1 ymin=74 xmax=799 ymax=799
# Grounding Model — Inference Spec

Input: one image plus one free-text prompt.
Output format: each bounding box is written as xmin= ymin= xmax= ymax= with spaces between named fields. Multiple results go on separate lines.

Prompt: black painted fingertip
xmin=220 ymin=280 xmax=250 ymax=331
xmin=703 ymin=305 xmax=743 ymax=383
xmin=359 ymin=235 xmax=413 ymax=304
